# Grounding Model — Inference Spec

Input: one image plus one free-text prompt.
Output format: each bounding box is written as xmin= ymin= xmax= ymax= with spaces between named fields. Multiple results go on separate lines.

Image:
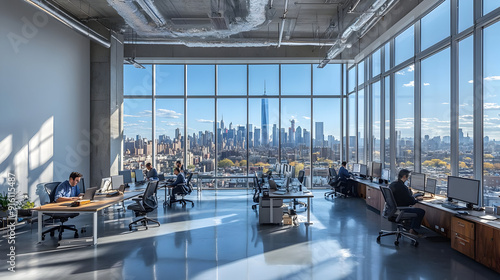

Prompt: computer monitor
xmin=381 ymin=168 xmax=390 ymax=182
xmin=410 ymin=173 xmax=426 ymax=192
xmin=119 ymin=170 xmax=133 ymax=184
xmin=367 ymin=162 xmax=373 ymax=177
xmin=447 ymin=176 xmax=480 ymax=207
xmin=99 ymin=177 xmax=112 ymax=192
xmin=134 ymin=169 xmax=145 ymax=183
xmin=111 ymin=175 xmax=124 ymax=190
xmin=372 ymin=162 xmax=382 ymax=178
xmin=353 ymin=163 xmax=361 ymax=173
xmin=359 ymin=164 xmax=368 ymax=177
xmin=426 ymin=178 xmax=437 ymax=195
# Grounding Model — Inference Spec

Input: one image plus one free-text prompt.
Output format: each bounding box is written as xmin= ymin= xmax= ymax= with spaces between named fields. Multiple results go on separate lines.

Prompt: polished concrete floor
xmin=1 ymin=189 xmax=498 ymax=280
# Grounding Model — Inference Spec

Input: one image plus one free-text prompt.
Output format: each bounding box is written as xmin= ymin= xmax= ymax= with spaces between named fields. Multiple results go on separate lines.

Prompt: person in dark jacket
xmin=338 ymin=161 xmax=357 ymax=196
xmin=389 ymin=169 xmax=426 ymax=236
xmin=145 ymin=163 xmax=158 ymax=180
xmin=168 ymin=167 xmax=186 ymax=202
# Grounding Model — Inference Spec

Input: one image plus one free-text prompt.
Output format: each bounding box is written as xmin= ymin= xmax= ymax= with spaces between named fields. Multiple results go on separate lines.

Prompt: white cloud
xmin=484 ymin=76 xmax=500 ymax=81
xmin=160 ymin=121 xmax=181 ymax=126
xmin=468 ymin=80 xmax=473 ymax=84
xmin=138 ymin=120 xmax=147 ymax=123
xmin=303 ymin=116 xmax=311 ymax=120
xmin=484 ymin=103 xmax=500 ymax=110
xmin=197 ymin=119 xmax=214 ymax=123
xmin=423 ymin=83 xmax=430 ymax=86
xmin=442 ymin=102 xmax=449 ymax=105
xmin=408 ymin=65 xmax=415 ymax=72
xmin=396 ymin=71 xmax=404 ymax=75
xmin=403 ymin=81 xmax=414 ymax=87
xmin=124 ymin=114 xmax=140 ymax=118
xmin=157 ymin=109 xmax=182 ymax=119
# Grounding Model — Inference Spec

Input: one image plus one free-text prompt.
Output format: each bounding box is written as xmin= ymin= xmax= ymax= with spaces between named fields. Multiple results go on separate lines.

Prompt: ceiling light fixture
xmin=125 ymin=58 xmax=145 ymax=69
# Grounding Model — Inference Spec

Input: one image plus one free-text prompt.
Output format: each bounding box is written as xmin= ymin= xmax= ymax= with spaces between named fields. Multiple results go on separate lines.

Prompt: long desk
xmin=353 ymin=178 xmax=500 ymax=274
xmin=33 ymin=189 xmax=143 ymax=245
xmin=268 ymin=190 xmax=314 ymax=224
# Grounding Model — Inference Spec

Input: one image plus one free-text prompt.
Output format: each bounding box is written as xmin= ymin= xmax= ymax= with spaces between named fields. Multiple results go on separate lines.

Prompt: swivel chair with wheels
xmin=377 ymin=186 xmax=419 ymax=247
xmin=168 ymin=173 xmax=195 ymax=207
xmin=251 ymin=174 xmax=262 ymax=210
xmin=128 ymin=181 xmax=160 ymax=230
xmin=324 ymin=168 xmax=339 ymax=198
xmin=41 ymin=182 xmax=79 ymax=241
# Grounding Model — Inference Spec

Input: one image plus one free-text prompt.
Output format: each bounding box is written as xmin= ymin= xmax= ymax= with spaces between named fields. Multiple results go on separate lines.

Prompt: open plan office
xmin=2 ymin=0 xmax=500 ymax=279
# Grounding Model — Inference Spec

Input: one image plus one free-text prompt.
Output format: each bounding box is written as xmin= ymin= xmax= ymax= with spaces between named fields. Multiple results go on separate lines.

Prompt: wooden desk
xmin=33 ymin=191 xmax=142 ymax=245
xmin=268 ymin=189 xmax=314 ymax=224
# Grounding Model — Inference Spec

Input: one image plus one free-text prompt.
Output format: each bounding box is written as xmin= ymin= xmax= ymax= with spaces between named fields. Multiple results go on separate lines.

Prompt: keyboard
xmin=441 ymin=203 xmax=467 ymax=211
xmin=273 ymin=190 xmax=286 ymax=195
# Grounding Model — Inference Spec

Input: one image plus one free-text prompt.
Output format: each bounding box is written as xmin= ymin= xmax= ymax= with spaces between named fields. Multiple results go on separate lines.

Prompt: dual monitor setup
xmin=81 ymin=169 xmax=145 ymax=195
xmin=275 ymin=163 xmax=296 ymax=178
xmin=351 ymin=162 xmax=388 ymax=183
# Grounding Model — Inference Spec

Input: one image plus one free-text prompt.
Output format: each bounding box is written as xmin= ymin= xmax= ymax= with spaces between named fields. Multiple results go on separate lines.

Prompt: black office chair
xmin=169 ymin=173 xmax=195 ymax=207
xmin=297 ymin=170 xmax=305 ymax=185
xmin=325 ymin=167 xmax=340 ymax=198
xmin=251 ymin=173 xmax=262 ymax=210
xmin=377 ymin=186 xmax=419 ymax=247
xmin=128 ymin=181 xmax=160 ymax=230
xmin=41 ymin=182 xmax=79 ymax=241
xmin=158 ymin=173 xmax=165 ymax=181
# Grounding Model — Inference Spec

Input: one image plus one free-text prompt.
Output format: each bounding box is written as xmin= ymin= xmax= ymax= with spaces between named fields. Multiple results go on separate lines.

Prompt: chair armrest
xmin=132 ymin=198 xmax=142 ymax=202
xmin=397 ymin=206 xmax=414 ymax=211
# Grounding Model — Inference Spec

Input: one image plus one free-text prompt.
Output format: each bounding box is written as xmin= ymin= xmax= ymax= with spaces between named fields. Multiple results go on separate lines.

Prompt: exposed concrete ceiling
xmin=44 ymin=0 xmax=423 ymax=61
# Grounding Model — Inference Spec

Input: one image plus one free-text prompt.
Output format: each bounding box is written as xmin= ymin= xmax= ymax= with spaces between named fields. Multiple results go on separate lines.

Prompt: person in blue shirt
xmin=338 ymin=161 xmax=351 ymax=182
xmin=338 ymin=161 xmax=357 ymax=197
xmin=168 ymin=167 xmax=186 ymax=203
xmin=145 ymin=163 xmax=158 ymax=180
xmin=54 ymin=172 xmax=84 ymax=202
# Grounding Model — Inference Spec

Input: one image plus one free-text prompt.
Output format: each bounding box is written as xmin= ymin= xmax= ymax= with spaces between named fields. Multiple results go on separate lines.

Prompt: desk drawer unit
xmin=451 ymin=217 xmax=475 ymax=259
xmin=366 ymin=186 xmax=381 ymax=211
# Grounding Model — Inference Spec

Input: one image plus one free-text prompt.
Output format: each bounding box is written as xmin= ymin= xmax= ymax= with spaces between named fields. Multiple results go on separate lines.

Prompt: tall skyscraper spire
xmin=261 ymin=81 xmax=269 ymax=146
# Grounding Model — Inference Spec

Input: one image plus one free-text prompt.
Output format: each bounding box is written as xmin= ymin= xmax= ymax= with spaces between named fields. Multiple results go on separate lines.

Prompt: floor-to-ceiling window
xmin=458 ymin=36 xmax=474 ymax=179
xmin=395 ymin=64 xmax=415 ymax=171
xmin=372 ymin=81 xmax=381 ymax=162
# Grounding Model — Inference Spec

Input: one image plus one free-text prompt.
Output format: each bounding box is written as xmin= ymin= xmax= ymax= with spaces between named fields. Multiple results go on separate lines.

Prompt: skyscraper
xmin=254 ymin=128 xmax=261 ymax=147
xmin=261 ymin=98 xmax=269 ymax=146
xmin=272 ymin=124 xmax=278 ymax=147
xmin=315 ymin=122 xmax=324 ymax=147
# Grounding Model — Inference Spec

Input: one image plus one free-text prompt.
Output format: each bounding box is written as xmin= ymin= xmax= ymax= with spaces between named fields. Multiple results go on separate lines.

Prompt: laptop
xmin=82 ymin=187 xmax=98 ymax=200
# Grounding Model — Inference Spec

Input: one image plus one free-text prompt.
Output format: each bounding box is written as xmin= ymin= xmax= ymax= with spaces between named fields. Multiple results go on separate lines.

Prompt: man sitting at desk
xmin=145 ymin=162 xmax=158 ymax=180
xmin=176 ymin=160 xmax=184 ymax=173
xmin=338 ymin=161 xmax=357 ymax=197
xmin=168 ymin=167 xmax=187 ymax=203
xmin=389 ymin=169 xmax=426 ymax=236
xmin=54 ymin=172 xmax=84 ymax=202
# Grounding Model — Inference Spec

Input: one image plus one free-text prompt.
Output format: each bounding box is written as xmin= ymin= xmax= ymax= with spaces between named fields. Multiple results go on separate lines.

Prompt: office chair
xmin=169 ymin=172 xmax=195 ymax=207
xmin=377 ymin=186 xmax=419 ymax=247
xmin=41 ymin=182 xmax=79 ymax=241
xmin=128 ymin=181 xmax=160 ymax=230
xmin=297 ymin=170 xmax=305 ymax=185
xmin=251 ymin=174 xmax=262 ymax=210
xmin=158 ymin=173 xmax=165 ymax=181
xmin=325 ymin=167 xmax=340 ymax=198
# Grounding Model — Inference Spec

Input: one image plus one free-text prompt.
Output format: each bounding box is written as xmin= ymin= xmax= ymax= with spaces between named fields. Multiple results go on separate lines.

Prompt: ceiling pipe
xmin=124 ymin=38 xmax=338 ymax=47
xmin=277 ymin=0 xmax=290 ymax=48
xmin=25 ymin=0 xmax=111 ymax=48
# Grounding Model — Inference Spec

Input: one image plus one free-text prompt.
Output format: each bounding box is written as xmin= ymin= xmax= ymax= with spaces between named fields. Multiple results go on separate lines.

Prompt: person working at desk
xmin=338 ymin=161 xmax=358 ymax=197
xmin=167 ymin=167 xmax=186 ymax=203
xmin=145 ymin=162 xmax=158 ymax=180
xmin=389 ymin=169 xmax=426 ymax=236
xmin=176 ymin=160 xmax=184 ymax=173
xmin=54 ymin=172 xmax=84 ymax=202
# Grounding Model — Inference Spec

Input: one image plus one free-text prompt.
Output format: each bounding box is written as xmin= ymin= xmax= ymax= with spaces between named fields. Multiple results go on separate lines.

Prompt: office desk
xmin=268 ymin=190 xmax=314 ymax=224
xmin=33 ymin=191 xmax=142 ymax=245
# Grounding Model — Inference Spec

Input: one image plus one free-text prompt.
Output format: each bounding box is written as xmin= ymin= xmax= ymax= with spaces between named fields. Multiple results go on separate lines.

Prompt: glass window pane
xmin=249 ymin=98 xmax=279 ymax=173
xmin=187 ymin=65 xmax=215 ymax=96
xmin=217 ymin=99 xmax=247 ymax=180
xmin=483 ymin=0 xmax=500 ymax=15
xmin=421 ymin=48 xmax=450 ymax=195
xmin=395 ymin=26 xmax=414 ymax=66
xmin=249 ymin=65 xmax=279 ymax=95
xmin=483 ymin=22 xmax=500 ymax=206
xmin=421 ymin=0 xmax=450 ymax=51
xmin=372 ymin=49 xmax=381 ymax=77
xmin=372 ymin=82 xmax=381 ymax=162
xmin=124 ymin=64 xmax=152 ymax=96
xmin=384 ymin=42 xmax=391 ymax=72
xmin=358 ymin=89 xmax=365 ymax=163
xmin=348 ymin=93 xmax=357 ymax=162
xmin=313 ymin=98 xmax=341 ymax=187
xmin=313 ymin=64 xmax=341 ymax=95
xmin=348 ymin=66 xmax=356 ymax=92
xmin=123 ymin=99 xmax=152 ymax=170
xmin=458 ymin=0 xmax=474 ymax=33
xmin=218 ymin=65 xmax=247 ymax=96
xmin=187 ymin=99 xmax=215 ymax=183
xmin=156 ymin=99 xmax=184 ymax=175
xmin=156 ymin=65 xmax=184 ymax=95
xmin=281 ymin=98 xmax=311 ymax=179
xmin=395 ymin=65 xmax=414 ymax=171
xmin=458 ymin=36 xmax=474 ymax=179
xmin=281 ymin=64 xmax=311 ymax=95
xmin=384 ymin=76 xmax=391 ymax=169
xmin=358 ymin=61 xmax=365 ymax=86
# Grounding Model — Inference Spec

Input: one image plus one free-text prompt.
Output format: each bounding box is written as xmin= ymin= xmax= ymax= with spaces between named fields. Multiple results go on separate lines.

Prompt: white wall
xmin=0 ymin=1 xmax=90 ymax=206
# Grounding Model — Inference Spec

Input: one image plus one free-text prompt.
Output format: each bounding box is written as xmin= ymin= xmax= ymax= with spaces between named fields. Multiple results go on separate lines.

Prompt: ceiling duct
xmin=24 ymin=0 xmax=110 ymax=48
xmin=135 ymin=0 xmax=167 ymax=27
xmin=125 ymin=38 xmax=338 ymax=48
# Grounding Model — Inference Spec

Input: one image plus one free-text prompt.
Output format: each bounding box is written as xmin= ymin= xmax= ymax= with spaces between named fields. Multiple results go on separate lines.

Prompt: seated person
xmin=176 ymin=160 xmax=184 ymax=173
xmin=145 ymin=162 xmax=158 ymax=180
xmin=389 ymin=169 xmax=426 ymax=236
xmin=168 ymin=168 xmax=187 ymax=202
xmin=338 ymin=161 xmax=357 ymax=196
xmin=54 ymin=172 xmax=84 ymax=202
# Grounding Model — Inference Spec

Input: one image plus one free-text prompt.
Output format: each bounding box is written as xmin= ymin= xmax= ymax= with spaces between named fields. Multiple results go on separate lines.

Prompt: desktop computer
xmin=372 ymin=162 xmax=382 ymax=179
xmin=381 ymin=168 xmax=390 ymax=184
xmin=359 ymin=164 xmax=368 ymax=178
xmin=444 ymin=176 xmax=480 ymax=210
xmin=425 ymin=178 xmax=437 ymax=196
xmin=134 ymin=169 xmax=145 ymax=183
xmin=118 ymin=170 xmax=133 ymax=184
xmin=410 ymin=173 xmax=426 ymax=194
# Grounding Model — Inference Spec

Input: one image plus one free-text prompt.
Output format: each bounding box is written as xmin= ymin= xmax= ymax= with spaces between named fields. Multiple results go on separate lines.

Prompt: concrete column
xmin=89 ymin=23 xmax=124 ymax=188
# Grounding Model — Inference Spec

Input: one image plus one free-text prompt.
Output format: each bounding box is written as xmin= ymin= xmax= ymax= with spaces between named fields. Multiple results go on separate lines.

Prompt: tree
xmin=239 ymin=160 xmax=247 ymax=167
xmin=459 ymin=162 xmax=468 ymax=169
xmin=485 ymin=154 xmax=494 ymax=159
xmin=187 ymin=164 xmax=195 ymax=170
xmin=218 ymin=158 xmax=234 ymax=168
xmin=295 ymin=163 xmax=304 ymax=177
xmin=484 ymin=162 xmax=494 ymax=170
